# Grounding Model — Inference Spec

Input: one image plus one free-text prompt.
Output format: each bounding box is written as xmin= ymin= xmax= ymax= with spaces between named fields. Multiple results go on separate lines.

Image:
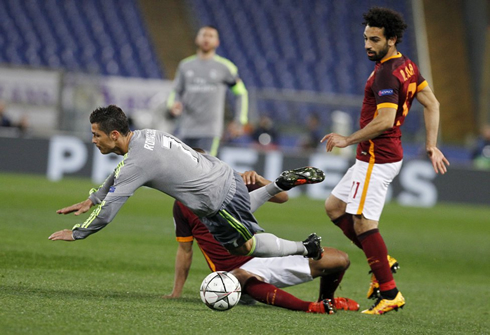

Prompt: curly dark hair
xmin=90 ymin=105 xmax=130 ymax=135
xmin=362 ymin=7 xmax=408 ymax=45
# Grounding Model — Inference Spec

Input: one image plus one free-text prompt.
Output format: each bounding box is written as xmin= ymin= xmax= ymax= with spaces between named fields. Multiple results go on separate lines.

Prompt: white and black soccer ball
xmin=200 ymin=271 xmax=241 ymax=311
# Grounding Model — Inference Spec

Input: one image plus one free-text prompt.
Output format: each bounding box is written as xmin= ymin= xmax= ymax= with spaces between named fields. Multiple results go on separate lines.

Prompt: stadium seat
xmin=188 ymin=0 xmax=416 ymax=94
xmin=0 ymin=0 xmax=163 ymax=79
xmin=186 ymin=0 xmax=422 ymax=141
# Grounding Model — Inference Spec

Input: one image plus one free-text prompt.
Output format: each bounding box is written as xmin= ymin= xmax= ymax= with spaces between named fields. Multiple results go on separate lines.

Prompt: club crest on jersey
xmin=109 ymin=186 xmax=116 ymax=193
xmin=378 ymin=89 xmax=394 ymax=96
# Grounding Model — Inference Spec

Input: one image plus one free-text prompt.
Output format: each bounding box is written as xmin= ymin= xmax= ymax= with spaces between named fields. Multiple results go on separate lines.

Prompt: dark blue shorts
xmin=201 ymin=172 xmax=264 ymax=250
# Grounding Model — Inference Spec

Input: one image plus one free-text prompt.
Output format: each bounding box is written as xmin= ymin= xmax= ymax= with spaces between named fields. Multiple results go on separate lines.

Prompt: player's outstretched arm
xmin=48 ymin=229 xmax=74 ymax=241
xmin=416 ymin=86 xmax=450 ymax=174
xmin=163 ymin=241 xmax=193 ymax=299
xmin=56 ymin=198 xmax=93 ymax=216
xmin=321 ymin=133 xmax=349 ymax=152
xmin=321 ymin=108 xmax=396 ymax=152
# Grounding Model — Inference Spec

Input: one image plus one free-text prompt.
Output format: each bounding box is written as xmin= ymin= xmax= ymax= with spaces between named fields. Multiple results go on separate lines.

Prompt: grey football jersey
xmin=170 ymin=55 xmax=247 ymax=138
xmin=72 ymin=129 xmax=234 ymax=239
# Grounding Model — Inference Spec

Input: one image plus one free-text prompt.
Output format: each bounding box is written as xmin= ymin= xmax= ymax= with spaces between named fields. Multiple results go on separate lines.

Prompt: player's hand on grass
xmin=161 ymin=293 xmax=180 ymax=299
xmin=56 ymin=199 xmax=93 ymax=216
xmin=48 ymin=229 xmax=75 ymax=241
xmin=427 ymin=146 xmax=450 ymax=174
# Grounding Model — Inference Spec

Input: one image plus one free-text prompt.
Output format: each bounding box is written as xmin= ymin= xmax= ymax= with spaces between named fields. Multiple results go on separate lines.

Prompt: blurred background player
xmin=321 ymin=7 xmax=449 ymax=315
xmin=166 ymin=25 xmax=248 ymax=156
xmin=165 ymin=170 xmax=359 ymax=314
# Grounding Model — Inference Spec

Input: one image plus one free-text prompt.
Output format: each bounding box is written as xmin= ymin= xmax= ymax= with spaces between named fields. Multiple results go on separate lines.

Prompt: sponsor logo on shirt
xmin=109 ymin=186 xmax=116 ymax=193
xmin=378 ymin=89 xmax=394 ymax=96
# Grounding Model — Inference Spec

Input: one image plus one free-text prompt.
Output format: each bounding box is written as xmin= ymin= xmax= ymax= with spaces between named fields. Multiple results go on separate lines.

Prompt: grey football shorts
xmin=201 ymin=171 xmax=265 ymax=250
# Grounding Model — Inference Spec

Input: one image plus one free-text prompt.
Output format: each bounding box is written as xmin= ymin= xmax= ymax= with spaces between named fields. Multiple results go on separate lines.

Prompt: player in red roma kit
xmin=321 ymin=7 xmax=449 ymax=315
xmin=165 ymin=171 xmax=359 ymax=314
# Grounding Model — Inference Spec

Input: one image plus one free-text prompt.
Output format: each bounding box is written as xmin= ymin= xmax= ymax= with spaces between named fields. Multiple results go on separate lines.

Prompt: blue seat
xmin=0 ymin=0 xmax=164 ymax=78
xmin=188 ymin=0 xmax=415 ymax=94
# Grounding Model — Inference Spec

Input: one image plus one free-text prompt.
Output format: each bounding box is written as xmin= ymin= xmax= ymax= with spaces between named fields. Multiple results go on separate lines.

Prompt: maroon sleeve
xmin=372 ymin=66 xmax=401 ymax=106
xmin=173 ymin=201 xmax=193 ymax=240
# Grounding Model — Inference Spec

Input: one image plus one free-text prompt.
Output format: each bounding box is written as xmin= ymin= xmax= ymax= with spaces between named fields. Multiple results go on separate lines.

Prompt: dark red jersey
xmin=357 ymin=53 xmax=428 ymax=163
xmin=173 ymin=201 xmax=252 ymax=272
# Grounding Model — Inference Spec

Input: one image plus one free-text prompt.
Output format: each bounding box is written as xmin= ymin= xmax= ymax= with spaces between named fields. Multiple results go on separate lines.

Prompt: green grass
xmin=0 ymin=173 xmax=489 ymax=334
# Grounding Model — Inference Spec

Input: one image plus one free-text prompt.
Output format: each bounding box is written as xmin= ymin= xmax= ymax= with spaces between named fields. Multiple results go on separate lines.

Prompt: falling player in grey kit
xmin=166 ymin=25 xmax=248 ymax=156
xmin=49 ymin=105 xmax=325 ymax=260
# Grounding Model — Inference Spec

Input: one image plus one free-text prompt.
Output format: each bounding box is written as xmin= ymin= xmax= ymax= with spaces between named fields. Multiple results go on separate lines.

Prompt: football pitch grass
xmin=1 ymin=173 xmax=488 ymax=334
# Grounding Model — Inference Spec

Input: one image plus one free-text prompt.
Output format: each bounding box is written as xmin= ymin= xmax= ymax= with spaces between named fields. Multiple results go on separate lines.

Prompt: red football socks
xmin=243 ymin=277 xmax=310 ymax=311
xmin=332 ymin=213 xmax=363 ymax=249
xmin=358 ymin=229 xmax=396 ymax=292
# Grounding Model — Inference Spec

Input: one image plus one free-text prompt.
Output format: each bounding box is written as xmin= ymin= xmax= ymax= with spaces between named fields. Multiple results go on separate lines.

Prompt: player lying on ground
xmin=165 ymin=170 xmax=359 ymax=314
xmin=49 ymin=105 xmax=325 ymax=262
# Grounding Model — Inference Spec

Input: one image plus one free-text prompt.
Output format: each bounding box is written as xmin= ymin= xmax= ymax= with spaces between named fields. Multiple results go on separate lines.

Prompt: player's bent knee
xmin=324 ymin=195 xmax=346 ymax=220
xmin=329 ymin=248 xmax=351 ymax=271
xmin=339 ymin=250 xmax=351 ymax=270
xmin=309 ymin=248 xmax=351 ymax=277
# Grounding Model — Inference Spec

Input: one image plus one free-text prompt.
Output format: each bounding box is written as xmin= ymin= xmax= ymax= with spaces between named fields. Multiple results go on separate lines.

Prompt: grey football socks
xmin=249 ymin=233 xmax=305 ymax=257
xmin=248 ymin=183 xmax=283 ymax=212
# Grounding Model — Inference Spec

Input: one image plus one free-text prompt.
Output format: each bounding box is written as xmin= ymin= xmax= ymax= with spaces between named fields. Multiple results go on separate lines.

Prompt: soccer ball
xmin=200 ymin=271 xmax=241 ymax=311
